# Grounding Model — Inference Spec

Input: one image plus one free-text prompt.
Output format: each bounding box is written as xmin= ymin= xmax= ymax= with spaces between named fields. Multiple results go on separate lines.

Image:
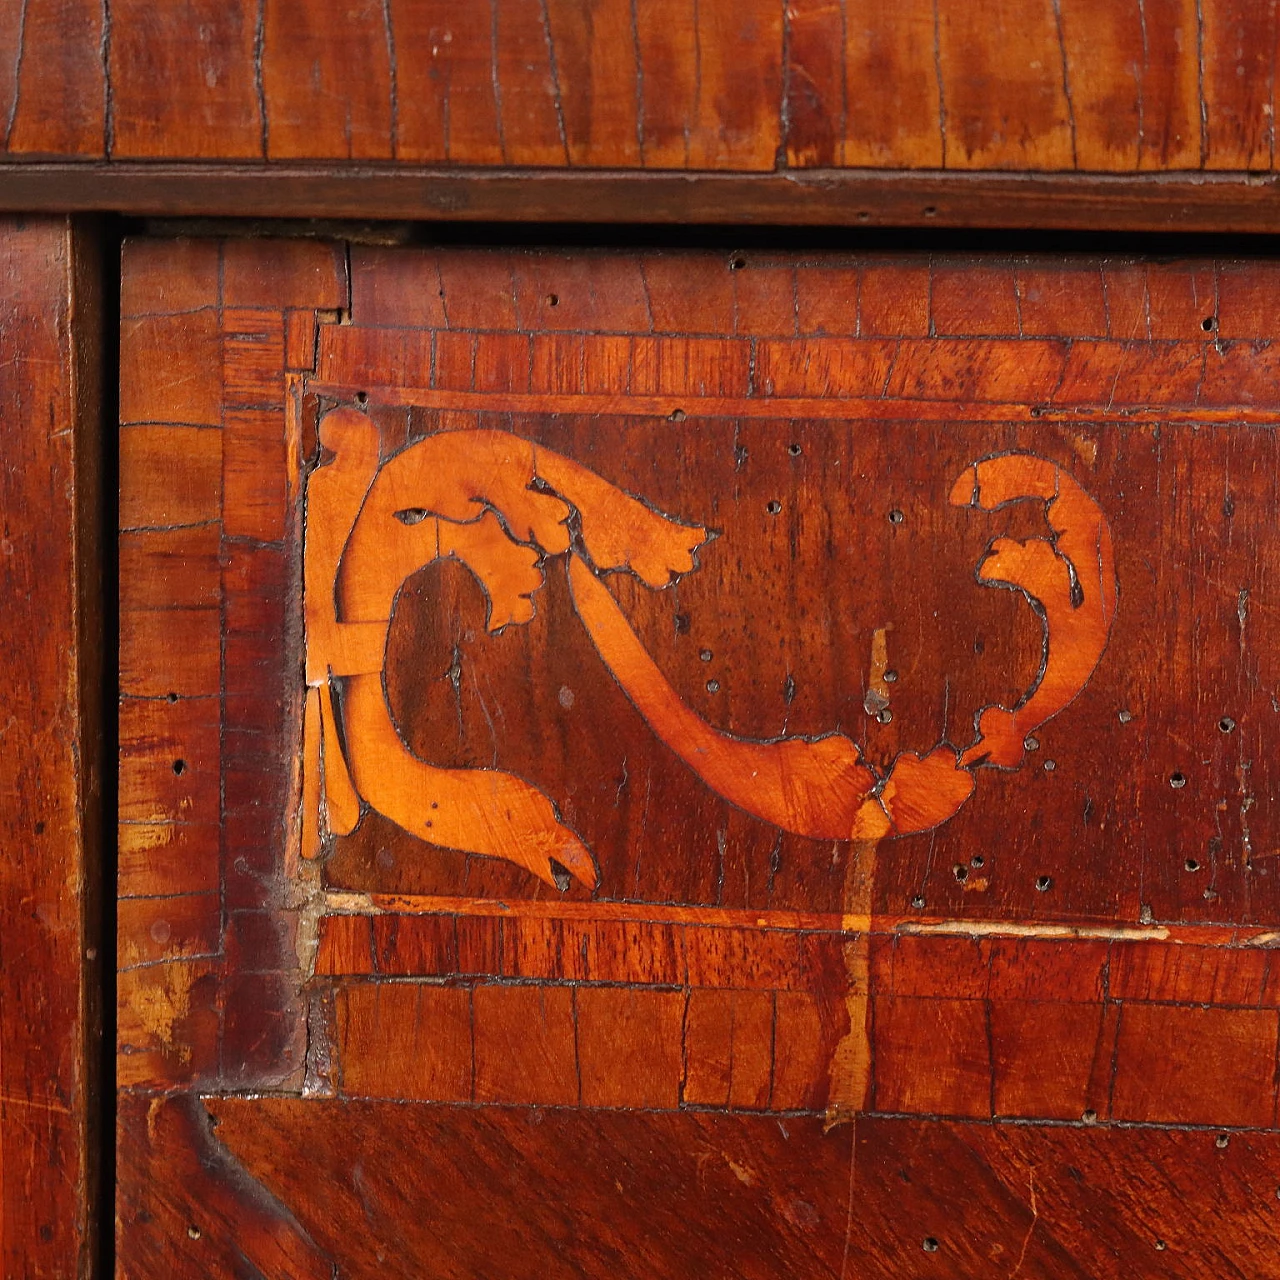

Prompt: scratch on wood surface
xmin=0 ymin=1091 xmax=71 ymax=1117
xmin=323 ymin=890 xmax=1197 ymax=944
xmin=901 ymin=920 xmax=1168 ymax=941
xmin=826 ymin=836 xmax=880 ymax=1129
xmin=1008 ymin=1166 xmax=1039 ymax=1278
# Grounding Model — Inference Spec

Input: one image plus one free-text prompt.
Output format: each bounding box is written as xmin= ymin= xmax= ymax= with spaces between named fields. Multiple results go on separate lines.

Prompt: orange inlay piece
xmin=303 ymin=410 xmax=1117 ymax=889
xmin=950 ymin=454 xmax=1117 ymax=768
xmin=568 ymin=556 xmax=880 ymax=840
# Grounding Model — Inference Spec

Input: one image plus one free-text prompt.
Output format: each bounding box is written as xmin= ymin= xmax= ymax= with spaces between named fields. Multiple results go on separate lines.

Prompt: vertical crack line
xmin=100 ymin=0 xmax=113 ymax=157
xmin=688 ymin=0 xmax=701 ymax=167
xmin=489 ymin=0 xmax=509 ymax=164
xmin=5 ymin=0 xmax=28 ymax=150
xmin=254 ymin=0 xmax=269 ymax=161
xmin=629 ymin=0 xmax=646 ymax=164
xmin=537 ymin=0 xmax=571 ymax=165
xmin=838 ymin=1114 xmax=857 ymax=1279
xmin=838 ymin=0 xmax=849 ymax=165
xmin=382 ymin=0 xmax=399 ymax=160
xmin=1270 ymin=0 xmax=1278 ymax=168
xmin=779 ymin=0 xmax=792 ymax=167
xmin=1050 ymin=0 xmax=1078 ymax=167
xmin=1195 ymin=0 xmax=1208 ymax=166
xmin=1136 ymin=0 xmax=1148 ymax=168
xmin=931 ymin=0 xmax=948 ymax=167
xmin=441 ymin=50 xmax=452 ymax=162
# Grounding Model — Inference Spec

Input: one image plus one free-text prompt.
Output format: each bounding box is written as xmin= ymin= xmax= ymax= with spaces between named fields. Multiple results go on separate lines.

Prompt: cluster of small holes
xmin=1219 ymin=716 xmax=1236 ymax=733
xmin=1036 ymin=875 xmax=1053 ymax=892
xmin=1170 ymin=772 xmax=1187 ymax=789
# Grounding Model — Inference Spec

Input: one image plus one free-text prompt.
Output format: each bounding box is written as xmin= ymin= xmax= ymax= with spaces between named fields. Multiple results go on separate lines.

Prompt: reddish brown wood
xmin=8 ymin=0 xmax=1280 ymax=175
xmin=117 ymin=240 xmax=1280 ymax=1276
xmin=0 ymin=217 xmax=101 ymax=1274
xmin=160 ymin=1101 xmax=1280 ymax=1279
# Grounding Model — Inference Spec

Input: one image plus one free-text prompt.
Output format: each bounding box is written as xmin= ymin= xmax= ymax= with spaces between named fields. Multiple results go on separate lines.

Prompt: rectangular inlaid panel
xmin=118 ymin=242 xmax=1280 ymax=1277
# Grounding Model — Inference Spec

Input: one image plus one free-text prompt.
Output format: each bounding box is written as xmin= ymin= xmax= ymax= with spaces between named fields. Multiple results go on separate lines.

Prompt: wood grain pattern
xmin=117 ymin=240 xmax=1280 ymax=1276
xmin=149 ymin=1101 xmax=1280 ymax=1279
xmin=8 ymin=0 xmax=1280 ymax=181
xmin=0 ymin=217 xmax=102 ymax=1275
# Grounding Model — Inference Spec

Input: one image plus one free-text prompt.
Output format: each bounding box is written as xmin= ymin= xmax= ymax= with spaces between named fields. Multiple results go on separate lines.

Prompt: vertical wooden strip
xmin=0 ymin=217 xmax=101 ymax=1274
xmin=782 ymin=0 xmax=845 ymax=167
xmin=935 ymin=0 xmax=1076 ymax=169
xmin=545 ymin=0 xmax=642 ymax=165
xmin=109 ymin=0 xmax=263 ymax=159
xmin=687 ymin=0 xmax=783 ymax=169
xmin=0 ymin=0 xmax=105 ymax=156
xmin=261 ymin=0 xmax=394 ymax=159
xmin=1138 ymin=0 xmax=1206 ymax=169
xmin=633 ymin=0 xmax=700 ymax=167
xmin=839 ymin=0 xmax=945 ymax=167
xmin=492 ymin=0 xmax=569 ymax=165
xmin=394 ymin=0 xmax=507 ymax=163
xmin=1056 ymin=0 xmax=1144 ymax=170
xmin=1201 ymin=0 xmax=1277 ymax=168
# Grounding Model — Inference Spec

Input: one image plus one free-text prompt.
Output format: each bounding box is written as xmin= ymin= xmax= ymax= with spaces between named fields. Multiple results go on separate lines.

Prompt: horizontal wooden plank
xmin=12 ymin=165 xmax=1280 ymax=230
xmin=9 ymin=0 xmax=1280 ymax=183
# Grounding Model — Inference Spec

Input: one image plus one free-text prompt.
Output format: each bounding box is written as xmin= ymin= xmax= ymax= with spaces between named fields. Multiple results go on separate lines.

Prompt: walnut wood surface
xmin=150 ymin=1100 xmax=1280 ymax=1279
xmin=8 ymin=4 xmax=1280 ymax=225
xmin=0 ymin=217 xmax=102 ymax=1274
xmin=4 ymin=0 xmax=1280 ymax=172
xmin=117 ymin=240 xmax=1280 ymax=1276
